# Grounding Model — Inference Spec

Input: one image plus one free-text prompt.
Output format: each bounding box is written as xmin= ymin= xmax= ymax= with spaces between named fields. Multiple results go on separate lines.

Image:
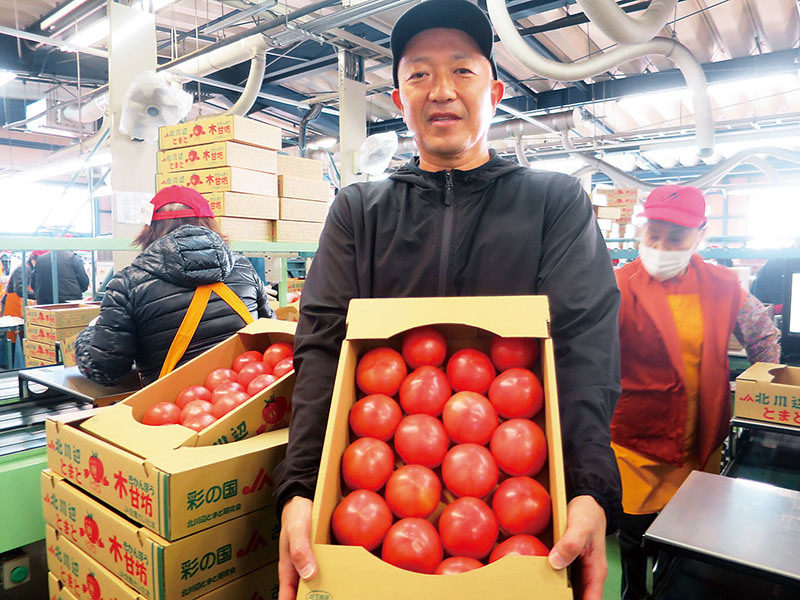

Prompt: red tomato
xmin=488 ymin=368 xmax=544 ymax=419
xmin=210 ymin=391 xmax=249 ymax=418
xmin=398 ymin=366 xmax=451 ymax=416
xmin=434 ymin=556 xmax=483 ymax=575
xmin=438 ymin=497 xmax=498 ymax=560
xmin=348 ymin=394 xmax=402 ymax=441
xmin=331 ymin=490 xmax=393 ymax=551
xmin=490 ymin=419 xmax=547 ymax=477
xmin=272 ymin=357 xmax=294 ymax=378
xmin=441 ymin=443 xmax=498 ymax=498
xmin=401 ymin=326 xmax=447 ymax=368
xmin=341 ymin=437 xmax=394 ymax=492
xmin=179 ymin=400 xmax=213 ymax=424
xmin=205 ymin=368 xmax=237 ymax=391
xmin=384 ymin=464 xmax=441 ymax=519
xmin=175 ymin=385 xmax=212 ymax=409
xmin=142 ymin=401 xmax=180 ymax=426
xmin=489 ymin=535 xmax=549 ymax=562
xmin=182 ymin=412 xmax=217 ymax=432
xmin=394 ymin=414 xmax=449 ymax=468
xmin=446 ymin=348 xmax=495 ymax=394
xmin=356 ymin=347 xmax=407 ymax=396
xmin=492 ymin=476 xmax=551 ymax=536
xmin=489 ymin=336 xmax=540 ymax=372
xmin=231 ymin=350 xmax=264 ymax=373
xmin=381 ymin=518 xmax=443 ymax=574
xmin=441 ymin=391 xmax=498 ymax=445
xmin=211 ymin=381 xmax=246 ymax=404
xmin=247 ymin=373 xmax=278 ymax=396
xmin=237 ymin=362 xmax=270 ymax=387
xmin=262 ymin=396 xmax=290 ymax=424
xmin=263 ymin=343 xmax=293 ymax=370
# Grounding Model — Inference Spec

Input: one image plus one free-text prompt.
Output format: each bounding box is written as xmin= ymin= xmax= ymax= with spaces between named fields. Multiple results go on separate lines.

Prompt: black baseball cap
xmin=391 ymin=0 xmax=498 ymax=88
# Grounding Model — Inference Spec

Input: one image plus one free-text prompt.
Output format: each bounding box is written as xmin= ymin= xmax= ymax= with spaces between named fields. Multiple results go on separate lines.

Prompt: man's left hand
xmin=547 ymin=495 xmax=608 ymax=600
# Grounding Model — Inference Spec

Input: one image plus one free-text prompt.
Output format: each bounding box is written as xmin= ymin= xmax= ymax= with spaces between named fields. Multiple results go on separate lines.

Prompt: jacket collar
xmin=390 ymin=149 xmax=524 ymax=192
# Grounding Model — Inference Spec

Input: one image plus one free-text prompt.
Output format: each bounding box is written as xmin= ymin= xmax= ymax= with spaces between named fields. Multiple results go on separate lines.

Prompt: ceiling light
xmin=65 ymin=17 xmax=109 ymax=48
xmin=0 ymin=70 xmax=17 ymax=88
xmin=135 ymin=0 xmax=181 ymax=11
xmin=41 ymin=0 xmax=93 ymax=31
xmin=310 ymin=137 xmax=338 ymax=150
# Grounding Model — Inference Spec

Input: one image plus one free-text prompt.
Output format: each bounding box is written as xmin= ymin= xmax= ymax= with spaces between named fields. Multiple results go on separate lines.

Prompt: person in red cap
xmin=611 ymin=185 xmax=779 ymax=599
xmin=75 ymin=186 xmax=273 ymax=386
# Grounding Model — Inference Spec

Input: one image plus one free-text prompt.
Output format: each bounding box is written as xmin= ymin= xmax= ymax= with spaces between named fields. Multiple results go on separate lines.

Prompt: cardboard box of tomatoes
xmin=297 ymin=296 xmax=572 ymax=600
xmin=42 ymin=470 xmax=278 ymax=600
xmin=734 ymin=362 xmax=800 ymax=427
xmin=45 ymin=318 xmax=295 ymax=540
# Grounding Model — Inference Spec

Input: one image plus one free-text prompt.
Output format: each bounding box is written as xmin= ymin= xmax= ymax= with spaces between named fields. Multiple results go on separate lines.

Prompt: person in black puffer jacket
xmin=76 ymin=186 xmax=273 ymax=386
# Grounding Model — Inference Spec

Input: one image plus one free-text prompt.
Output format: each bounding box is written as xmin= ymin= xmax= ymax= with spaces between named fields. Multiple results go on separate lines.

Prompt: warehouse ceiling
xmin=0 ymin=0 xmax=799 ymax=183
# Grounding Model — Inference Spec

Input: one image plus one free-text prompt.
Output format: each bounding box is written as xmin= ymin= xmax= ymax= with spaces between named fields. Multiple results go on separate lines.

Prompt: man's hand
xmin=278 ymin=496 xmax=317 ymax=600
xmin=548 ymin=495 xmax=608 ymax=600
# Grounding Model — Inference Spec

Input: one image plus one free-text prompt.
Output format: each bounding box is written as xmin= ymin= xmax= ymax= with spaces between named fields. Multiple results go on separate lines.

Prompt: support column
xmin=337 ymin=49 xmax=367 ymax=187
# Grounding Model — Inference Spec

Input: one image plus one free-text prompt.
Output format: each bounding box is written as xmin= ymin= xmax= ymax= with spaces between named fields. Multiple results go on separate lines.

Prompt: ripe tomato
xmin=263 ymin=342 xmax=293 ymax=370
xmin=142 ymin=401 xmax=180 ymax=426
xmin=205 ymin=368 xmax=237 ymax=391
xmin=401 ymin=326 xmax=447 ymax=368
xmin=492 ymin=476 xmax=551 ymax=536
xmin=341 ymin=437 xmax=394 ymax=492
xmin=488 ymin=368 xmax=544 ymax=419
xmin=384 ymin=464 xmax=441 ymax=519
xmin=438 ymin=497 xmax=498 ymax=560
xmin=179 ymin=400 xmax=213 ymax=424
xmin=394 ymin=414 xmax=449 ymax=468
xmin=489 ymin=336 xmax=540 ymax=371
xmin=182 ymin=412 xmax=217 ymax=432
xmin=446 ymin=348 xmax=495 ymax=394
xmin=489 ymin=534 xmax=549 ymax=562
xmin=441 ymin=391 xmax=498 ymax=445
xmin=272 ymin=357 xmax=294 ymax=378
xmin=236 ymin=361 xmax=270 ymax=387
xmin=434 ymin=556 xmax=483 ymax=575
xmin=356 ymin=347 xmax=407 ymax=397
xmin=490 ymin=419 xmax=547 ymax=477
xmin=247 ymin=373 xmax=278 ymax=396
xmin=331 ymin=490 xmax=393 ymax=551
xmin=231 ymin=350 xmax=264 ymax=373
xmin=441 ymin=443 xmax=498 ymax=498
xmin=381 ymin=518 xmax=443 ymax=574
xmin=348 ymin=394 xmax=402 ymax=441
xmin=398 ymin=366 xmax=451 ymax=416
xmin=210 ymin=391 xmax=249 ymax=418
xmin=175 ymin=385 xmax=211 ymax=409
xmin=211 ymin=381 xmax=246 ymax=404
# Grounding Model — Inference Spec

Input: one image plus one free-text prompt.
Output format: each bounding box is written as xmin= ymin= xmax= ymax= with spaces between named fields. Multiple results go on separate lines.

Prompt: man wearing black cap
xmin=274 ymin=2 xmax=622 ymax=599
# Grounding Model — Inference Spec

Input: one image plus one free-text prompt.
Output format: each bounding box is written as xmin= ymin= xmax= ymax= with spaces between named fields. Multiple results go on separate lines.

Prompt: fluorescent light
xmin=65 ymin=18 xmax=109 ymax=48
xmin=41 ymin=0 xmax=92 ymax=31
xmin=0 ymin=70 xmax=17 ymax=88
xmin=309 ymin=136 xmax=338 ymax=150
xmin=135 ymin=0 xmax=180 ymax=11
xmin=2 ymin=149 xmax=112 ymax=186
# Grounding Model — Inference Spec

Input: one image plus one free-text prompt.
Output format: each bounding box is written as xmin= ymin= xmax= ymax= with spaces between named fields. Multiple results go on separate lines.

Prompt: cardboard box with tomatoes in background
xmin=202 ymin=191 xmax=279 ymax=220
xmin=26 ymin=323 xmax=84 ymax=345
xmin=26 ymin=303 xmax=101 ymax=329
xmin=156 ymin=166 xmax=278 ymax=197
xmin=297 ymin=296 xmax=572 ymax=600
xmin=159 ymin=115 xmax=281 ymax=151
xmin=734 ymin=362 xmax=800 ymax=428
xmin=157 ymin=141 xmax=278 ymax=174
xmin=276 ymin=154 xmax=324 ymax=179
xmin=46 ymin=319 xmax=295 ymax=540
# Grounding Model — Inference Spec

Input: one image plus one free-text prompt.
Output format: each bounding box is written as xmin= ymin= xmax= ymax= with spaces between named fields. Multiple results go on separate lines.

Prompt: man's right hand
xmin=278 ymin=496 xmax=317 ymax=600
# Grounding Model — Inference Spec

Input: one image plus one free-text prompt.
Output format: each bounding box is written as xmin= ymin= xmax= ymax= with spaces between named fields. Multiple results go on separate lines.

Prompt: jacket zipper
xmin=438 ymin=171 xmax=455 ymax=296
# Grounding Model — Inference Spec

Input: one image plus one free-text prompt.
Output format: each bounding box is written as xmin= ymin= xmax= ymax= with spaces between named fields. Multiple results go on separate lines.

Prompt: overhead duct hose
xmin=299 ymin=104 xmax=324 ymax=158
xmin=577 ymin=0 xmax=677 ymax=45
xmin=514 ymin=136 xmax=530 ymax=167
xmin=486 ymin=0 xmax=714 ymax=156
xmin=223 ymin=50 xmax=267 ymax=116
xmin=63 ymin=95 xmax=108 ymax=123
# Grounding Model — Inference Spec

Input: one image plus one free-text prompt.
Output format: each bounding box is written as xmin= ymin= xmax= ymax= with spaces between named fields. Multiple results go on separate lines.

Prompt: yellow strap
xmin=158 ymin=282 xmax=255 ymax=379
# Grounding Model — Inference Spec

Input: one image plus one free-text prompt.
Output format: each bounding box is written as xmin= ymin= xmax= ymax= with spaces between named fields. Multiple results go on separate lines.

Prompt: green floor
xmin=604 ymin=534 xmax=623 ymax=600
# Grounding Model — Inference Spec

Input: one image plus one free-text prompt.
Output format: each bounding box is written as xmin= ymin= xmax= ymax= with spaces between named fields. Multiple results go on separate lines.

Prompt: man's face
xmin=392 ymin=28 xmax=504 ymax=171
xmin=640 ymin=219 xmax=704 ymax=251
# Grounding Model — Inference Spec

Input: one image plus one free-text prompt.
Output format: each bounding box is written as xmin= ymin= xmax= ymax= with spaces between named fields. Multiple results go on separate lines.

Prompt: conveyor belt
xmin=0 ymin=398 xmax=91 ymax=432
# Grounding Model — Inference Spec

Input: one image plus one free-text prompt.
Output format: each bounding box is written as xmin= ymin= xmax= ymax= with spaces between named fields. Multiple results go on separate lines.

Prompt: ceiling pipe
xmin=62 ymin=94 xmax=108 ymax=123
xmin=486 ymin=0 xmax=714 ymax=157
xmin=221 ymin=49 xmax=266 ymax=116
xmin=576 ymin=0 xmax=677 ymax=45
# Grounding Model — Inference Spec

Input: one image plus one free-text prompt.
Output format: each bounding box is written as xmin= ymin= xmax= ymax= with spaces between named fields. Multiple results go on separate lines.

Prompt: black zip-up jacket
xmin=273 ymin=152 xmax=622 ymax=525
xmin=31 ymin=250 xmax=90 ymax=304
xmin=76 ymin=225 xmax=273 ymax=386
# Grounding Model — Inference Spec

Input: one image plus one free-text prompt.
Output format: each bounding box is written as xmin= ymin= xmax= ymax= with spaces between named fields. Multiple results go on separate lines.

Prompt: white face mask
xmin=638 ymin=242 xmax=694 ymax=281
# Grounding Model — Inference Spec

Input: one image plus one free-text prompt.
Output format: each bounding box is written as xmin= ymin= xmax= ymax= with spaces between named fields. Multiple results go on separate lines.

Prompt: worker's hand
xmin=548 ymin=495 xmax=608 ymax=600
xmin=278 ymin=496 xmax=317 ymax=600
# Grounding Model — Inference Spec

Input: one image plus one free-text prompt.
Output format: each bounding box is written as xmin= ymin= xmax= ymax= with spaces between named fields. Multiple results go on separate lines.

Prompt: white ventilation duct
xmin=577 ymin=0 xmax=677 ymax=45
xmin=62 ymin=94 xmax=109 ymax=123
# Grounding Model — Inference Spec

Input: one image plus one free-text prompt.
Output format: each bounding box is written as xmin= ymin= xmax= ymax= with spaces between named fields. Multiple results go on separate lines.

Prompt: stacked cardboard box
xmin=275 ymin=155 xmax=331 ymax=243
xmin=157 ymin=115 xmax=282 ymax=242
xmin=24 ymin=303 xmax=100 ymax=367
xmin=43 ymin=319 xmax=295 ymax=600
xmin=593 ymin=187 xmax=641 ymax=240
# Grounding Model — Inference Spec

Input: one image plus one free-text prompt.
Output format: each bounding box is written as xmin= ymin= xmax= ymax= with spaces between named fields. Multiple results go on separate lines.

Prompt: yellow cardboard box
xmin=214 ymin=216 xmax=274 ymax=242
xmin=157 ymin=141 xmax=277 ymax=174
xmin=24 ymin=338 xmax=59 ymax=363
xmin=287 ymin=278 xmax=304 ymax=293
xmin=159 ymin=115 xmax=281 ymax=151
xmin=26 ymin=324 xmax=85 ymax=344
xmin=42 ymin=474 xmax=279 ymax=600
xmin=273 ymin=220 xmax=324 ymax=243
xmin=279 ymin=197 xmax=330 ymax=223
xmin=202 ymin=191 xmax=279 ymax=220
xmin=594 ymin=206 xmax=621 ymax=220
xmin=157 ymin=166 xmax=277 ymax=197
xmin=26 ymin=303 xmax=101 ymax=329
xmin=276 ymin=154 xmax=324 ymax=179
xmin=278 ymin=174 xmax=330 ymax=202
xmin=297 ymin=296 xmax=571 ymax=600
xmin=25 ymin=355 xmax=55 ymax=367
xmin=60 ymin=333 xmax=79 ymax=368
xmin=734 ymin=363 xmax=800 ymax=428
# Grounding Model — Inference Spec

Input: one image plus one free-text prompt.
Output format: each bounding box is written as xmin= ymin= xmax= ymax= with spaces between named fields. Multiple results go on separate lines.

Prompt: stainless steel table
xmin=17 ymin=364 xmax=141 ymax=407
